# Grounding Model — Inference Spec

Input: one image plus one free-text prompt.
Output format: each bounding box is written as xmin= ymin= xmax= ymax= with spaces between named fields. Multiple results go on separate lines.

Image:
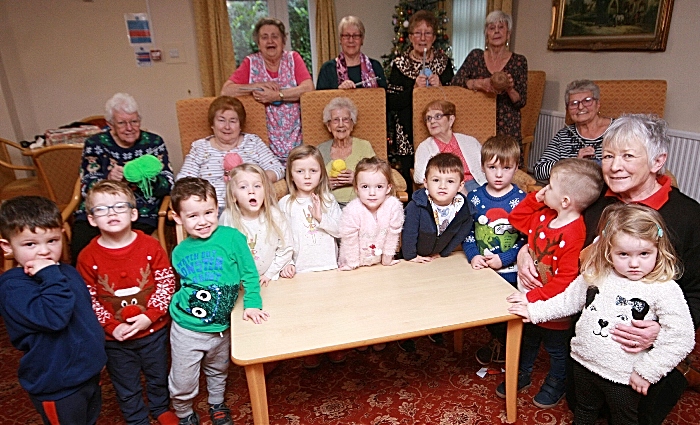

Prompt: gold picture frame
xmin=548 ymin=0 xmax=674 ymax=51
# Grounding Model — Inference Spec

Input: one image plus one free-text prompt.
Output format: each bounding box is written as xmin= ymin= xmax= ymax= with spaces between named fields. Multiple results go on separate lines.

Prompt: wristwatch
xmin=279 ymin=91 xmax=284 ymax=101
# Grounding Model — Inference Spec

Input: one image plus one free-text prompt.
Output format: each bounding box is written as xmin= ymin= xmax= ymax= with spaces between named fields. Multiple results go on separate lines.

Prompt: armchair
xmin=0 ymin=137 xmax=45 ymax=202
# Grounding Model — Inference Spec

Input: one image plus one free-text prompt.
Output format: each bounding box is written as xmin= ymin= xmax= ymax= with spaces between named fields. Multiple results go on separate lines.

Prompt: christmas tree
xmin=381 ymin=0 xmax=451 ymax=77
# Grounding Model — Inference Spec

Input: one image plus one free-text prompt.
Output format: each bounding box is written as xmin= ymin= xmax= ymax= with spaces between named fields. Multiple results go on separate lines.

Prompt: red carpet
xmin=1 ymin=319 xmax=699 ymax=424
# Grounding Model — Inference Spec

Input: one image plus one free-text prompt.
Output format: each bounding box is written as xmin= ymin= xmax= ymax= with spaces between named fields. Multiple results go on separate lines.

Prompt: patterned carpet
xmin=1 ymin=319 xmax=699 ymax=425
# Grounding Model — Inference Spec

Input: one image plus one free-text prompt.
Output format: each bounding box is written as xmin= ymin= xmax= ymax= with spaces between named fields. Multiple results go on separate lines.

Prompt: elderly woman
xmin=221 ymin=17 xmax=314 ymax=164
xmin=387 ymin=10 xmax=454 ymax=199
xmin=413 ymin=100 xmax=486 ymax=193
xmin=534 ymin=80 xmax=613 ymax=181
xmin=71 ymin=93 xmax=174 ymax=262
xmin=518 ymin=115 xmax=700 ymax=424
xmin=176 ymin=96 xmax=285 ymax=208
xmin=316 ymin=16 xmax=387 ymax=90
xmin=317 ymin=97 xmax=375 ymax=206
xmin=452 ymin=10 xmax=527 ymax=163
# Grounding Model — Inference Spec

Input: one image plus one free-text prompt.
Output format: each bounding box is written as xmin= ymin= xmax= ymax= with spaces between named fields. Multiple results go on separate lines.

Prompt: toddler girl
xmin=279 ymin=145 xmax=341 ymax=276
xmin=338 ymin=156 xmax=404 ymax=270
xmin=508 ymin=203 xmax=694 ymax=425
xmin=220 ymin=163 xmax=293 ymax=286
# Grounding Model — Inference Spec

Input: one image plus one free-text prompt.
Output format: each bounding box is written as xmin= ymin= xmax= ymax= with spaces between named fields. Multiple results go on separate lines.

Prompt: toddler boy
xmin=169 ymin=177 xmax=268 ymax=425
xmin=463 ymin=135 xmax=526 ymax=365
xmin=496 ymin=158 xmax=604 ymax=409
xmin=400 ymin=153 xmax=473 ymax=350
xmin=0 ymin=196 xmax=107 ymax=425
xmin=76 ymin=181 xmax=178 ymax=425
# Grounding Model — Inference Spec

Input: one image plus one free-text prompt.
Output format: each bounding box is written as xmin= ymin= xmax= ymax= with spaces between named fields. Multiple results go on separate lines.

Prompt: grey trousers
xmin=168 ymin=322 xmax=230 ymax=418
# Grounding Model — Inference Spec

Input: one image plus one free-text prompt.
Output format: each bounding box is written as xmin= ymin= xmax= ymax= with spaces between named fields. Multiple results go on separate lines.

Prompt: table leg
xmin=244 ymin=363 xmax=269 ymax=425
xmin=505 ymin=318 xmax=523 ymax=423
xmin=453 ymin=330 xmax=463 ymax=353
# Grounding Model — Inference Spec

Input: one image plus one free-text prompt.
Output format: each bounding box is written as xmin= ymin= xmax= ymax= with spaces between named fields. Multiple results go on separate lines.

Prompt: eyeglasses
xmin=340 ymin=33 xmax=362 ymax=41
xmin=567 ymin=97 xmax=597 ymax=109
xmin=90 ymin=202 xmax=133 ymax=217
xmin=411 ymin=31 xmax=434 ymax=39
xmin=424 ymin=113 xmax=449 ymax=123
xmin=330 ymin=117 xmax=353 ymax=125
xmin=112 ymin=119 xmax=141 ymax=129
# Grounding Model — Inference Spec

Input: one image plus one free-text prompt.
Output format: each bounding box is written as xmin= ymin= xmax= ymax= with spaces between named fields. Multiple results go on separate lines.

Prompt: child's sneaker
xmin=495 ymin=371 xmax=531 ymax=399
xmin=397 ymin=339 xmax=416 ymax=352
xmin=475 ymin=338 xmax=505 ymax=365
xmin=209 ymin=403 xmax=233 ymax=425
xmin=303 ymin=354 xmax=321 ymax=369
xmin=428 ymin=333 xmax=444 ymax=345
xmin=178 ymin=413 xmax=200 ymax=425
xmin=532 ymin=376 xmax=566 ymax=409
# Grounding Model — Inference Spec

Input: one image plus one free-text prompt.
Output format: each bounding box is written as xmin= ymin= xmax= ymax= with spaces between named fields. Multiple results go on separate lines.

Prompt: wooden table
xmin=230 ymin=253 xmax=523 ymax=424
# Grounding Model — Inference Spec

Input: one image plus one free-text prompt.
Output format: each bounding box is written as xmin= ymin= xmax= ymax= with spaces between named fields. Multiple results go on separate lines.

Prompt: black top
xmin=316 ymin=58 xmax=387 ymax=90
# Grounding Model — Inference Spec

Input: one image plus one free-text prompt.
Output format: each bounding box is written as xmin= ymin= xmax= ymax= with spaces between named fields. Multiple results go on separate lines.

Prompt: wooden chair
xmin=174 ymin=96 xmax=288 ymax=199
xmin=521 ymin=71 xmax=546 ymax=169
xmin=299 ymin=88 xmax=408 ymax=201
xmin=26 ymin=144 xmax=84 ymax=211
xmin=0 ymin=137 xmax=46 ymax=201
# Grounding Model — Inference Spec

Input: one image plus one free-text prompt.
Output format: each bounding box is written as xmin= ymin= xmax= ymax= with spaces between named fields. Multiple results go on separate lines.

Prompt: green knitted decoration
xmin=123 ymin=154 xmax=163 ymax=198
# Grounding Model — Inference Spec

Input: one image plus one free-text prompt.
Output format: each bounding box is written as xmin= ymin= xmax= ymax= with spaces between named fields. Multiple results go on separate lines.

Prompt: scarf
xmin=336 ymin=52 xmax=378 ymax=88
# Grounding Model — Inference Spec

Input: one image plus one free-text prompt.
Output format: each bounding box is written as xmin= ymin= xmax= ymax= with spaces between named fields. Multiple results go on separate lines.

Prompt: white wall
xmin=333 ymin=1 xmax=398 ymax=66
xmin=512 ymin=0 xmax=699 ymax=134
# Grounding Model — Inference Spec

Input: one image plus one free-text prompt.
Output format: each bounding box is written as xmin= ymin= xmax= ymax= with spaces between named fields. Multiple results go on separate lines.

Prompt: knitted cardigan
xmin=413 ymin=133 xmax=487 ymax=186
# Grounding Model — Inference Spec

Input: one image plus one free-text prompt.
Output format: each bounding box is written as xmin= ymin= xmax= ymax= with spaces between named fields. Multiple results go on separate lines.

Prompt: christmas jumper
xmin=170 ymin=226 xmax=261 ymax=333
xmin=402 ymin=188 xmax=472 ymax=261
xmin=219 ymin=207 xmax=294 ymax=280
xmin=76 ymin=230 xmax=176 ymax=340
xmin=77 ymin=130 xmax=173 ymax=227
xmin=0 ymin=264 xmax=107 ymax=401
xmin=279 ymin=194 xmax=341 ymax=273
xmin=509 ymin=191 xmax=586 ymax=330
xmin=339 ymin=196 xmax=404 ymax=269
xmin=463 ymin=184 xmax=526 ymax=283
xmin=528 ymin=273 xmax=695 ymax=385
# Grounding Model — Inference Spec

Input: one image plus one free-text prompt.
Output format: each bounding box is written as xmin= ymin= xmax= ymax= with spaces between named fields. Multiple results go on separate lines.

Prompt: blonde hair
xmin=86 ymin=180 xmax=136 ymax=212
xmin=284 ymin=145 xmax=334 ymax=213
xmin=550 ymin=158 xmax=604 ymax=212
xmin=224 ymin=163 xmax=285 ymax=244
xmin=582 ymin=203 xmax=680 ymax=284
xmin=353 ymin=156 xmax=395 ymax=197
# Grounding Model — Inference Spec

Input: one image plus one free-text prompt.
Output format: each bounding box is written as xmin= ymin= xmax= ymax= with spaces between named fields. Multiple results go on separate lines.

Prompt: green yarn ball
xmin=123 ymin=154 xmax=163 ymax=198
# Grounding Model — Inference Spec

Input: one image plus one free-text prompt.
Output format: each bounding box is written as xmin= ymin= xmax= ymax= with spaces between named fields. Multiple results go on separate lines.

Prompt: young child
xmin=169 ymin=177 xmax=268 ymax=425
xmin=279 ymin=145 xmax=341 ymax=276
xmin=76 ymin=181 xmax=178 ymax=425
xmin=463 ymin=135 xmax=526 ymax=365
xmin=497 ymin=158 xmax=604 ymax=408
xmin=399 ymin=152 xmax=473 ymax=350
xmin=220 ymin=163 xmax=293 ymax=286
xmin=508 ymin=203 xmax=695 ymax=425
xmin=0 ymin=196 xmax=107 ymax=425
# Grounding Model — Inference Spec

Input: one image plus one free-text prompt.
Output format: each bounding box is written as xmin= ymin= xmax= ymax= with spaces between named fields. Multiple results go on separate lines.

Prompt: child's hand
xmin=125 ymin=314 xmax=152 ymax=333
xmin=280 ymin=264 xmax=296 ymax=278
xmin=506 ymin=291 xmax=528 ymax=304
xmin=23 ymin=259 xmax=57 ymax=276
xmin=630 ymin=371 xmax=651 ymax=395
xmin=243 ymin=308 xmax=270 ymax=324
xmin=484 ymin=254 xmax=503 ymax=270
xmin=508 ymin=303 xmax=531 ymax=322
xmin=338 ymin=265 xmax=355 ymax=271
xmin=382 ymin=254 xmax=399 ymax=266
xmin=535 ymin=185 xmax=548 ymax=203
xmin=112 ymin=323 xmax=131 ymax=341
xmin=470 ymin=255 xmax=488 ymax=269
xmin=309 ymin=194 xmax=322 ymax=223
xmin=409 ymin=255 xmax=434 ymax=263
xmin=259 ymin=275 xmax=272 ymax=287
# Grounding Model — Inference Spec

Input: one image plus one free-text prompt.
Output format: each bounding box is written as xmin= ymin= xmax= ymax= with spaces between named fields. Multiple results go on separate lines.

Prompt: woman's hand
xmin=331 ymin=169 xmax=354 ymax=189
xmin=517 ymin=244 xmax=541 ymax=290
xmin=427 ymin=74 xmax=441 ymax=87
xmin=474 ymin=78 xmax=496 ymax=93
xmin=577 ymin=146 xmax=596 ymax=159
xmin=108 ymin=165 xmax=124 ymax=181
xmin=338 ymin=80 xmax=356 ymax=90
xmin=415 ymin=74 xmax=429 ymax=88
xmin=253 ymin=86 xmax=281 ymax=104
xmin=610 ymin=319 xmax=660 ymax=353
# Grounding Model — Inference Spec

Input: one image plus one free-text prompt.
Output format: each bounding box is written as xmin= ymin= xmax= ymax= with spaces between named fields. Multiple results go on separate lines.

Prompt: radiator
xmin=529 ymin=110 xmax=700 ymax=203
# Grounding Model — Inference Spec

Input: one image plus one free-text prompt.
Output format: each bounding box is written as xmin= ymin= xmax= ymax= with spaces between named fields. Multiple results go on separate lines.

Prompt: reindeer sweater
xmin=509 ymin=192 xmax=586 ymax=330
xmin=528 ymin=273 xmax=695 ymax=385
xmin=77 ymin=231 xmax=176 ymax=341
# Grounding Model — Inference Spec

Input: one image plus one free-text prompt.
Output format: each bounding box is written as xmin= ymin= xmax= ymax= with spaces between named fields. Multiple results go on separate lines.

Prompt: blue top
xmin=0 ymin=264 xmax=106 ymax=400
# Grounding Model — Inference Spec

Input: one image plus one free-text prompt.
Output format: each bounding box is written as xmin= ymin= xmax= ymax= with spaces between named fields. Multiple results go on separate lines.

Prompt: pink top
xmin=229 ymin=51 xmax=311 ymax=84
xmin=434 ymin=134 xmax=474 ymax=182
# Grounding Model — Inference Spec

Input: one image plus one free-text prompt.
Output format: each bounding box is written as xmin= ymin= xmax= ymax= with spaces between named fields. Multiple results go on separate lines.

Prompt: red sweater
xmin=509 ymin=192 xmax=585 ymax=330
xmin=77 ymin=231 xmax=176 ymax=340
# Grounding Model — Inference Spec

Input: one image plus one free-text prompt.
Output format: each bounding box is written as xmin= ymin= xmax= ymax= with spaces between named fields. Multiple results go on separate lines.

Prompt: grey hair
xmin=338 ymin=16 xmax=365 ymax=39
xmin=105 ymin=93 xmax=140 ymax=122
xmin=484 ymin=10 xmax=512 ymax=37
xmin=603 ymin=114 xmax=669 ymax=175
xmin=565 ymin=80 xmax=601 ymax=105
xmin=323 ymin=97 xmax=358 ymax=124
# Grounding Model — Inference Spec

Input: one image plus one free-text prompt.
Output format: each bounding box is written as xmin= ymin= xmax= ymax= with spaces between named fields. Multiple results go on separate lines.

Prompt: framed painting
xmin=548 ymin=0 xmax=674 ymax=51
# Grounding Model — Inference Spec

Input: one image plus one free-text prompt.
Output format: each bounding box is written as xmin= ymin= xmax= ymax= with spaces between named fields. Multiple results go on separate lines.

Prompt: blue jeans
xmin=519 ymin=323 xmax=571 ymax=382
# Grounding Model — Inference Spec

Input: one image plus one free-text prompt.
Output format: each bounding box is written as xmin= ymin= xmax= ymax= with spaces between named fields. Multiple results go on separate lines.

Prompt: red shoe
xmin=303 ymin=355 xmax=321 ymax=369
xmin=327 ymin=350 xmax=348 ymax=363
xmin=157 ymin=411 xmax=179 ymax=425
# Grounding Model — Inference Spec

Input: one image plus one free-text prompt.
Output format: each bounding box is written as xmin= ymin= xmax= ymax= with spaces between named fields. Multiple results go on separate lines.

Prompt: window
xmin=451 ymin=0 xmax=486 ymax=68
xmin=226 ymin=0 xmax=312 ymax=72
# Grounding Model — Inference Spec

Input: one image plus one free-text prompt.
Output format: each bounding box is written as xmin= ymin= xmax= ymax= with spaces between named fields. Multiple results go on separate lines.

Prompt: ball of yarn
xmin=490 ymin=71 xmax=510 ymax=92
xmin=123 ymin=154 xmax=163 ymax=198
xmin=223 ymin=153 xmax=243 ymax=182
xmin=330 ymin=159 xmax=347 ymax=178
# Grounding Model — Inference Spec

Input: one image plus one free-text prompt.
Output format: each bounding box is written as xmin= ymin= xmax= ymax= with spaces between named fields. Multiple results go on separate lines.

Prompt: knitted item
xmin=123 ymin=154 xmax=163 ymax=198
xmin=223 ymin=153 xmax=243 ymax=182
xmin=329 ymin=159 xmax=346 ymax=177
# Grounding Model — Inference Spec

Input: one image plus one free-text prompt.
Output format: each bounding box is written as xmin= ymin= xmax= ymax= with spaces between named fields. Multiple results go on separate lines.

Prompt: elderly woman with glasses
xmin=387 ymin=10 xmax=454 ymax=199
xmin=413 ymin=100 xmax=486 ymax=193
xmin=452 ymin=10 xmax=527 ymax=164
xmin=71 ymin=92 xmax=174 ymax=262
xmin=533 ymin=80 xmax=613 ymax=181
xmin=316 ymin=16 xmax=387 ymax=90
